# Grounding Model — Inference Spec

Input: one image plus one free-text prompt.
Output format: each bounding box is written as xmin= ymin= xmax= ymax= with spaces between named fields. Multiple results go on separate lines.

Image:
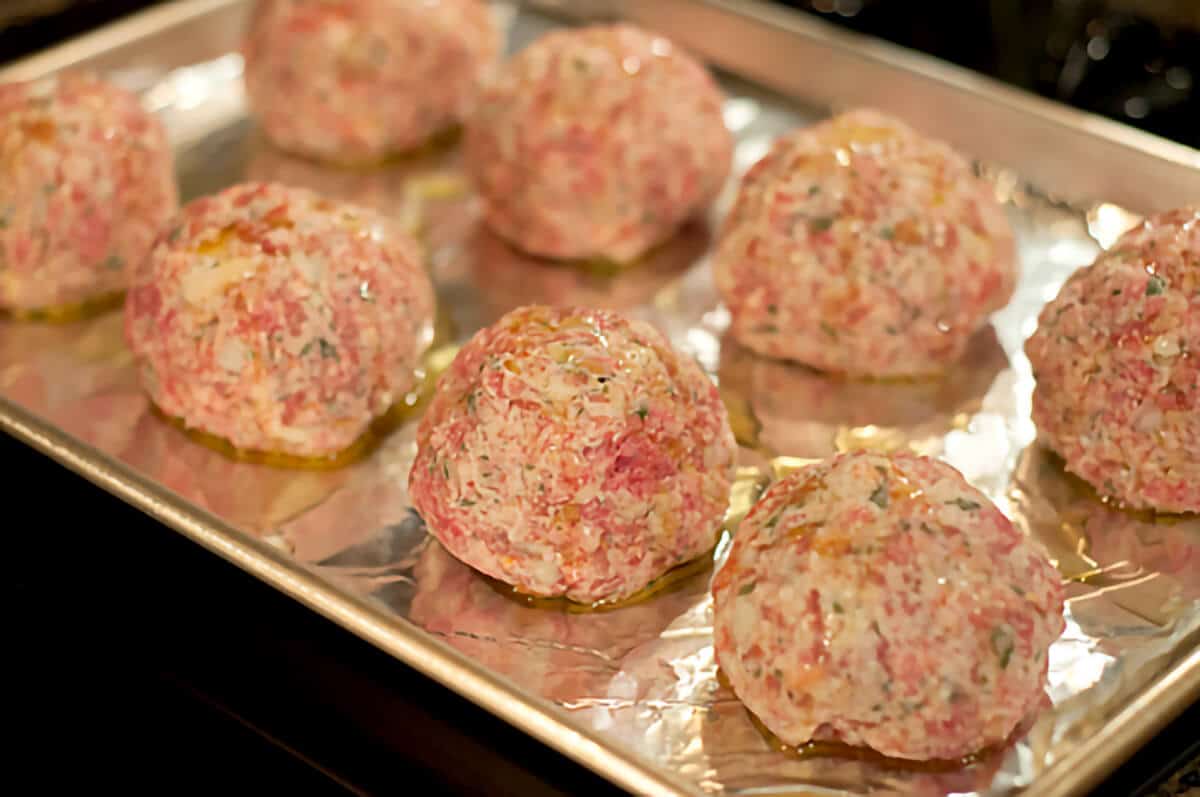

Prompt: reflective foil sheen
xmin=2 ymin=4 xmax=1199 ymax=796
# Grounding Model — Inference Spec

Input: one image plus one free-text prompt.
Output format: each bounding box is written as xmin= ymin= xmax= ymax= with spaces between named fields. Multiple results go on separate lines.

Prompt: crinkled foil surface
xmin=3 ymin=5 xmax=1199 ymax=795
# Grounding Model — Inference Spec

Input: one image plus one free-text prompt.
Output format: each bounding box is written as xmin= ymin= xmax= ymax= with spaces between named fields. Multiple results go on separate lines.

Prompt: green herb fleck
xmin=318 ymin=338 xmax=339 ymax=360
xmin=738 ymin=581 xmax=757 ymax=596
xmin=991 ymin=625 xmax=1014 ymax=669
xmin=167 ymin=226 xmax=182 ymax=243
xmin=1146 ymin=275 xmax=1166 ymax=296
xmin=869 ymin=481 xmax=889 ymax=509
xmin=809 ymin=216 xmax=835 ymax=233
xmin=1111 ymin=289 xmax=1122 ymax=296
xmin=819 ymin=321 xmax=838 ymax=339
xmin=300 ymin=341 xmax=314 ymax=357
xmin=880 ymin=226 xmax=895 ymax=240
xmin=0 ymin=207 xmax=12 ymax=229
xmin=766 ymin=304 xmax=778 ymax=315
xmin=807 ymin=185 xmax=821 ymax=196
xmin=1010 ymin=583 xmax=1025 ymax=597
xmin=102 ymin=254 xmax=124 ymax=271
xmin=442 ymin=462 xmax=449 ymax=480
xmin=466 ymin=392 xmax=477 ymax=413
xmin=832 ymin=601 xmax=844 ymax=614
xmin=765 ymin=513 xmax=781 ymax=529
xmin=635 ymin=405 xmax=649 ymax=421
xmin=459 ymin=499 xmax=475 ymax=507
xmin=947 ymin=497 xmax=981 ymax=511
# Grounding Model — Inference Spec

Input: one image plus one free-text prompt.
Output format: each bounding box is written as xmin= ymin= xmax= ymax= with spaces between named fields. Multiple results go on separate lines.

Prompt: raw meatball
xmin=1025 ymin=207 xmax=1200 ymax=513
xmin=714 ymin=109 xmax=1016 ymax=377
xmin=712 ymin=451 xmax=1064 ymax=761
xmin=409 ymin=304 xmax=737 ymax=603
xmin=243 ymin=0 xmax=497 ymax=163
xmin=464 ymin=24 xmax=732 ymax=263
xmin=125 ymin=182 xmax=435 ymax=460
xmin=0 ymin=73 xmax=177 ymax=313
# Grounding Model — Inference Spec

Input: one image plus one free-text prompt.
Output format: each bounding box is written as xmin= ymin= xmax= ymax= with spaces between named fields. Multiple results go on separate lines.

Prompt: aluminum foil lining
xmin=2 ymin=6 xmax=1198 ymax=795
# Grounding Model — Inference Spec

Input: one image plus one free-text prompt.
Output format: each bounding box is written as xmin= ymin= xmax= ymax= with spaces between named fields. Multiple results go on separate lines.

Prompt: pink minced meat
xmin=463 ymin=24 xmax=732 ymax=263
xmin=712 ymin=451 xmax=1064 ymax=761
xmin=125 ymin=182 xmax=435 ymax=459
xmin=713 ymin=109 xmax=1017 ymax=377
xmin=0 ymin=73 xmax=177 ymax=312
xmin=1026 ymin=207 xmax=1200 ymax=513
xmin=409 ymin=304 xmax=737 ymax=603
xmin=243 ymin=0 xmax=497 ymax=163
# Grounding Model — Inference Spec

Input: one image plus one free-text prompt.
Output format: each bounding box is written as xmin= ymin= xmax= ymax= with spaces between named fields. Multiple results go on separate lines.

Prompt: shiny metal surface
xmin=2 ymin=2 xmax=1199 ymax=795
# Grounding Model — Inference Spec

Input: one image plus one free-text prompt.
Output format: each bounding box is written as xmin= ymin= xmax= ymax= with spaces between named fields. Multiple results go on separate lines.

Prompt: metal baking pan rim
xmin=0 ymin=0 xmax=243 ymax=81
xmin=2 ymin=1 xmax=1199 ymax=794
xmin=0 ymin=396 xmax=691 ymax=797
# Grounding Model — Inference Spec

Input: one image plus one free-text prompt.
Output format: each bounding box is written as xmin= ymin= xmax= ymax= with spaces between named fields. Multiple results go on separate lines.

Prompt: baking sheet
xmin=2 ymin=2 xmax=1200 ymax=795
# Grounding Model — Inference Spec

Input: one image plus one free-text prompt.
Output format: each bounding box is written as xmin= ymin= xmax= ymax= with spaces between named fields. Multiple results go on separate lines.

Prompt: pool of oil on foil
xmin=1 ymin=5 xmax=1198 ymax=796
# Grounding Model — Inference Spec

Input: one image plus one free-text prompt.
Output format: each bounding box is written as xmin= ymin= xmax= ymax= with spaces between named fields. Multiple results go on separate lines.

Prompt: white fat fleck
xmin=294 ymin=251 xmax=324 ymax=284
xmin=1152 ymin=335 xmax=1181 ymax=358
xmin=524 ymin=556 xmax=561 ymax=590
xmin=181 ymin=257 xmax=257 ymax=306
xmin=574 ymin=482 xmax=599 ymax=505
xmin=271 ymin=424 xmax=311 ymax=444
xmin=216 ymin=338 xmax=248 ymax=373
xmin=29 ymin=76 xmax=58 ymax=99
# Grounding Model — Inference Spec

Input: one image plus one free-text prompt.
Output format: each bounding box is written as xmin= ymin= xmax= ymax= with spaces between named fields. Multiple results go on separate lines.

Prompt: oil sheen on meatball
xmin=464 ymin=24 xmax=732 ymax=263
xmin=714 ymin=109 xmax=1016 ymax=377
xmin=712 ymin=451 xmax=1064 ymax=761
xmin=126 ymin=182 xmax=435 ymax=460
xmin=409 ymin=305 xmax=737 ymax=603
xmin=1026 ymin=207 xmax=1200 ymax=512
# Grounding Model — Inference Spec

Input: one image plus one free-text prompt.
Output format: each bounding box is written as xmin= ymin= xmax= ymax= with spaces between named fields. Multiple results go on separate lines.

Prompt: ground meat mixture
xmin=1026 ymin=207 xmax=1200 ymax=513
xmin=125 ymin=181 xmax=435 ymax=460
xmin=0 ymin=73 xmax=176 ymax=313
xmin=714 ymin=109 xmax=1016 ymax=377
xmin=712 ymin=451 xmax=1064 ymax=760
xmin=243 ymin=0 xmax=497 ymax=163
xmin=409 ymin=304 xmax=737 ymax=603
xmin=464 ymin=24 xmax=732 ymax=263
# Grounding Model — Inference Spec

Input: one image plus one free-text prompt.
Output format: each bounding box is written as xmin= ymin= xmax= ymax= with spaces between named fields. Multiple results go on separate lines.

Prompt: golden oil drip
xmin=1 ymin=290 xmax=125 ymax=324
xmin=1033 ymin=447 xmax=1195 ymax=586
xmin=833 ymin=424 xmax=910 ymax=455
xmin=494 ymin=224 xmax=690 ymax=277
xmin=153 ymin=398 xmax=413 ymax=470
xmin=725 ymin=466 xmax=771 ymax=532
xmin=274 ymin=124 xmax=462 ymax=171
xmin=719 ymin=385 xmax=764 ymax=451
xmin=744 ymin=705 xmax=994 ymax=773
xmin=154 ymin=309 xmax=460 ymax=470
xmin=483 ymin=549 xmax=715 ymax=614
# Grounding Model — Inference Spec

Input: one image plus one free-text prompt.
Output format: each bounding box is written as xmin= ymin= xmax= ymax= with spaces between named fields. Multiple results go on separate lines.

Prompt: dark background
xmin=5 ymin=1 xmax=1200 ymax=795
xmin=2 ymin=0 xmax=1199 ymax=148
